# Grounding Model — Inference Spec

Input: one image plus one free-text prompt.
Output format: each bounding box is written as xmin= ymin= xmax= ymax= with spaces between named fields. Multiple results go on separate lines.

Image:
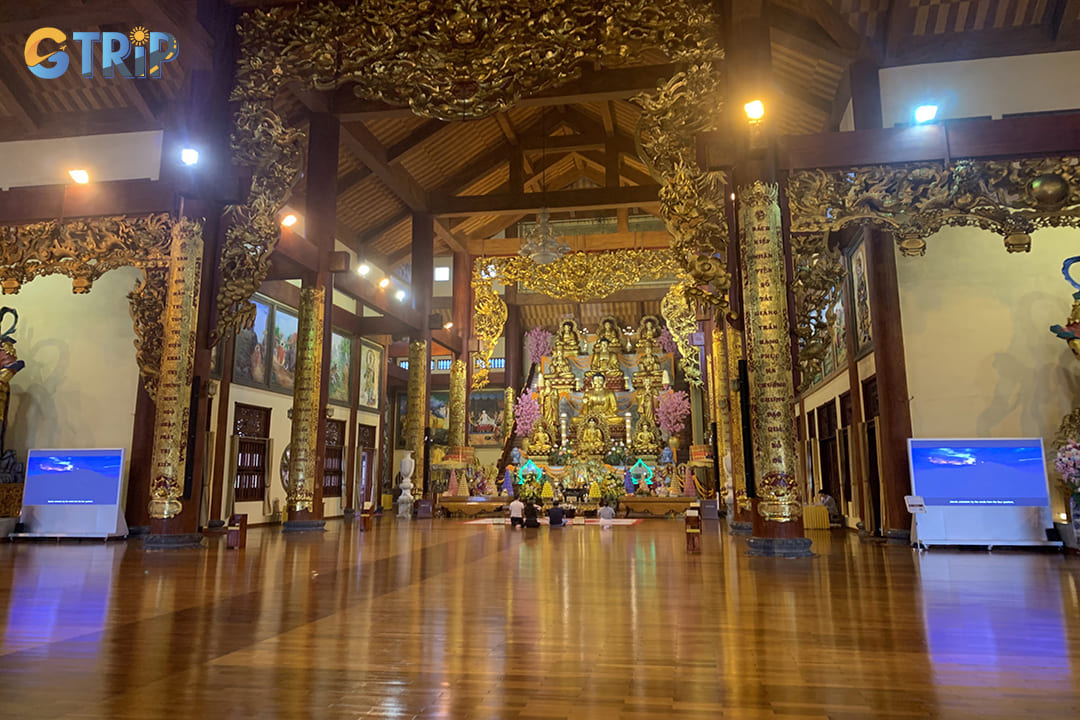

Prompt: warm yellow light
xmin=281 ymin=213 xmax=298 ymax=227
xmin=378 ymin=277 xmax=391 ymax=289
xmin=744 ymin=100 xmax=765 ymax=121
xmin=443 ymin=321 xmax=454 ymax=330
xmin=68 ymin=169 xmax=89 ymax=184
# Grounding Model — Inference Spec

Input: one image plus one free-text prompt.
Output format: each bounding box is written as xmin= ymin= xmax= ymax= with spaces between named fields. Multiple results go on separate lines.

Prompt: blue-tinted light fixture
xmin=914 ymin=105 xmax=938 ymax=124
xmin=180 ymin=147 xmax=199 ymax=166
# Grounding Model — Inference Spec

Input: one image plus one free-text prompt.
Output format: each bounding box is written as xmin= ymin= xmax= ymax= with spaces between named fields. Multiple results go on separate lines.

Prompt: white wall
xmin=223 ymin=384 xmax=365 ymax=522
xmin=5 ymin=270 xmax=142 ymax=502
xmin=880 ymin=51 xmax=1080 ymax=127
xmin=897 ymin=226 xmax=1080 ymax=513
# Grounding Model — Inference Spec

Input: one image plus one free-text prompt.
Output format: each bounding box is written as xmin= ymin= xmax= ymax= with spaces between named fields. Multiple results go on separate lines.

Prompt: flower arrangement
xmin=599 ymin=470 xmax=624 ymax=502
xmin=1054 ymin=440 xmax=1080 ymax=501
xmin=657 ymin=388 xmax=691 ymax=436
xmin=514 ymin=390 xmax=540 ymax=437
xmin=524 ymin=327 xmax=555 ymax=364
xmin=548 ymin=444 xmax=571 ymax=466
xmin=605 ymin=441 xmax=630 ymax=467
xmin=658 ymin=326 xmax=677 ymax=355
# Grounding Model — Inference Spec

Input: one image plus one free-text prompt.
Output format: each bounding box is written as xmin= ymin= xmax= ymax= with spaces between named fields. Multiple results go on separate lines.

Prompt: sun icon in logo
xmin=129 ymin=26 xmax=150 ymax=47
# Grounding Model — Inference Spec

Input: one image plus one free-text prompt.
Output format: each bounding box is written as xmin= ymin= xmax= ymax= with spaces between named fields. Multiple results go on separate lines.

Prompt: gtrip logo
xmin=24 ymin=27 xmax=179 ymax=80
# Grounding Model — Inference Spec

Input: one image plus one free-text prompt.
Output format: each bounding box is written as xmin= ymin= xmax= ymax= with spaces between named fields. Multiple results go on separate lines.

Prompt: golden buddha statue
xmin=580 ymin=373 xmax=618 ymax=423
xmin=636 ymin=315 xmax=661 ymax=354
xmin=632 ymin=416 xmax=661 ymax=455
xmin=547 ymin=350 xmax=576 ymax=389
xmin=554 ymin=319 xmax=582 ymax=359
xmin=578 ymin=417 xmax=606 ymax=455
xmin=632 ymin=351 xmax=663 ymax=389
xmin=635 ymin=377 xmax=658 ymax=428
xmin=589 ymin=338 xmax=623 ymax=381
xmin=529 ymin=421 xmax=554 ymax=454
xmin=597 ymin=316 xmax=624 ymax=349
xmin=538 ymin=381 xmax=559 ymax=430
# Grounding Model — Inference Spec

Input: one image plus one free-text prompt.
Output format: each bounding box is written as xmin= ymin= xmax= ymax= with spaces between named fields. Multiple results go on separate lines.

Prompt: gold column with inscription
xmin=148 ymin=220 xmax=204 ymax=521
xmin=285 ymin=286 xmax=324 ymax=518
xmin=711 ymin=319 xmax=732 ymax=496
xmin=725 ymin=326 xmax=752 ymax=526
xmin=404 ymin=340 xmax=427 ymax=492
xmin=449 ymin=358 xmax=467 ymax=448
xmin=737 ymin=181 xmax=810 ymax=555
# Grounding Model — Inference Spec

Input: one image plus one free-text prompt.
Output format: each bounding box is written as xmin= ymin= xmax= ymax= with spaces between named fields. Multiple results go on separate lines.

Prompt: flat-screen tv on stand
xmin=12 ymin=448 xmax=129 ymax=539
xmin=908 ymin=438 xmax=1057 ymax=549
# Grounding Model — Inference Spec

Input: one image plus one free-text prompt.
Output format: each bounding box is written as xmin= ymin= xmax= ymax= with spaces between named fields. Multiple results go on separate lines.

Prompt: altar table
xmin=619 ymin=496 xmax=697 ymax=517
xmin=438 ymin=496 xmax=507 ymax=517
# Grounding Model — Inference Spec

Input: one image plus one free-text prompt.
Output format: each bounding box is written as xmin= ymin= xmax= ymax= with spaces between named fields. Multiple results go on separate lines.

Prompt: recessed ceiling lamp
xmin=443 ymin=321 xmax=454 ymax=330
xmin=395 ymin=289 xmax=406 ymax=302
xmin=357 ymin=263 xmax=370 ymax=276
xmin=914 ymin=104 xmax=938 ymax=124
xmin=379 ymin=277 xmax=391 ymax=289
xmin=281 ymin=213 xmax=298 ymax=227
xmin=68 ymin=169 xmax=89 ymax=184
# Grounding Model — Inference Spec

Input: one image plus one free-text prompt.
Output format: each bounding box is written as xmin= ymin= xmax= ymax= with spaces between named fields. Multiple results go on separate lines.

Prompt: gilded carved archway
xmin=218 ymin=0 xmax=731 ymax=345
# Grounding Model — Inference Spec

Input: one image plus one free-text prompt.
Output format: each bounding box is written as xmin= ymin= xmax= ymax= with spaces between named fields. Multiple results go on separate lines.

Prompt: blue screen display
xmin=909 ymin=438 xmax=1049 ymax=507
xmin=22 ymin=449 xmax=125 ymax=506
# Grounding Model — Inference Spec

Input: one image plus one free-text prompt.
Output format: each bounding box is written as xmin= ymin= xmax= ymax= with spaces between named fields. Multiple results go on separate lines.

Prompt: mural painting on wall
xmin=270 ymin=308 xmax=299 ymax=390
xmin=833 ymin=293 xmax=848 ymax=366
xmin=357 ymin=340 xmax=383 ymax=412
xmin=469 ymin=389 xmax=506 ymax=446
xmin=851 ymin=241 xmax=873 ymax=352
xmin=395 ymin=391 xmax=451 ymax=447
xmin=233 ymin=299 xmax=271 ymax=386
xmin=822 ymin=340 xmax=835 ymax=377
xmin=328 ymin=332 xmax=351 ymax=405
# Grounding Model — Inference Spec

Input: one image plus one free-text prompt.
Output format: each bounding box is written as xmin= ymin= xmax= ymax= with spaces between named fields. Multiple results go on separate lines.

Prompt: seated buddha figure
xmin=529 ymin=422 xmax=554 ymax=454
xmin=580 ymin=373 xmax=618 ymax=423
xmin=636 ymin=315 xmax=661 ymax=354
xmin=597 ymin=316 xmax=624 ymax=350
xmin=578 ymin=417 xmax=606 ymax=455
xmin=589 ymin=338 xmax=623 ymax=381
xmin=547 ymin=350 xmax=576 ymax=389
xmin=632 ymin=351 xmax=663 ymax=389
xmin=554 ymin=319 xmax=582 ymax=359
xmin=632 ymin=417 xmax=661 ymax=455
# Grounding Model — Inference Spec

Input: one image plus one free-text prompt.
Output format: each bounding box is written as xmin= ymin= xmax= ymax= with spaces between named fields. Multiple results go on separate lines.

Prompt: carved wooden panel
xmin=356 ymin=423 xmax=377 ymax=449
xmin=326 ymin=419 xmax=346 ymax=448
xmin=234 ymin=403 xmax=270 ymax=438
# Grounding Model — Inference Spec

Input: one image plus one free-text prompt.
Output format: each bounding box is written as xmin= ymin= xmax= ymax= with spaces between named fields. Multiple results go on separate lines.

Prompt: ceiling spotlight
xmin=379 ymin=277 xmax=391 ymax=289
xmin=180 ymin=147 xmax=199 ymax=166
xmin=281 ymin=213 xmax=298 ymax=227
xmin=357 ymin=263 xmax=370 ymax=276
xmin=443 ymin=321 xmax=454 ymax=330
xmin=68 ymin=169 xmax=89 ymax=184
xmin=744 ymin=100 xmax=765 ymax=121
xmin=914 ymin=104 xmax=938 ymax=124
xmin=395 ymin=289 xmax=406 ymax=302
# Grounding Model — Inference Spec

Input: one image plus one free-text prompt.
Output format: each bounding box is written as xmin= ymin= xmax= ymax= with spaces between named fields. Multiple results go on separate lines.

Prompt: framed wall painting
xmin=328 ymin=331 xmax=352 ymax=405
xmin=357 ymin=339 xmax=383 ymax=412
xmin=469 ymin=389 xmax=506 ymax=447
xmin=395 ymin=392 xmax=408 ymax=449
xmin=822 ymin=340 xmax=836 ymax=377
xmin=232 ymin=298 xmax=271 ymax=387
xmin=429 ymin=391 xmax=450 ymax=445
xmin=270 ymin=308 xmax=300 ymax=391
xmin=850 ymin=240 xmax=873 ymax=353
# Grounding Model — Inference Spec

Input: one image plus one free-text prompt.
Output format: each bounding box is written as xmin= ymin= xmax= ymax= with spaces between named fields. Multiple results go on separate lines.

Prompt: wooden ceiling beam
xmin=336 ymin=167 xmax=372 ymax=194
xmin=775 ymin=0 xmax=863 ymax=55
xmin=432 ymin=183 xmax=659 ymax=217
xmin=339 ymin=121 xmax=428 ymax=210
xmin=466 ymin=230 xmax=672 ymax=257
xmin=0 ymin=59 xmax=39 ymax=132
xmin=0 ymin=179 xmax=177 ymax=224
xmin=775 ymin=77 xmax=834 ymax=115
xmin=333 ymin=63 xmax=683 ymax=120
xmin=386 ymin=119 xmax=450 ymax=163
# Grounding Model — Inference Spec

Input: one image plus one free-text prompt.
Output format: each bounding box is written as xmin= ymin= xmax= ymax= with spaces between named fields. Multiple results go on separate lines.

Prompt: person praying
xmin=547 ymin=500 xmax=566 ymax=528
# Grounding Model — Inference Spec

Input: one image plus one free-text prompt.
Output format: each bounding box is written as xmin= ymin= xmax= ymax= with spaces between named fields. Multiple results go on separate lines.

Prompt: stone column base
xmin=282 ymin=520 xmax=327 ymax=533
xmin=343 ymin=508 xmax=356 ymax=519
xmin=143 ymin=533 xmax=205 ymax=550
xmin=729 ymin=520 xmax=753 ymax=535
xmin=746 ymin=535 xmax=814 ymax=558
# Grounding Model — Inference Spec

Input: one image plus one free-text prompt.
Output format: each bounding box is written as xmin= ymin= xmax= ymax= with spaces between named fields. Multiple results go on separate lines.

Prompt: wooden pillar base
xmin=746 ymin=499 xmax=814 ymax=557
xmin=144 ymin=519 xmax=205 ymax=550
xmin=283 ymin=509 xmax=326 ymax=533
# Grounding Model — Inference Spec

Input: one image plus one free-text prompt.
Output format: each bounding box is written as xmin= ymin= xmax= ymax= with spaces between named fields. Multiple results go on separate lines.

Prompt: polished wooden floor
xmin=1 ymin=519 xmax=1079 ymax=719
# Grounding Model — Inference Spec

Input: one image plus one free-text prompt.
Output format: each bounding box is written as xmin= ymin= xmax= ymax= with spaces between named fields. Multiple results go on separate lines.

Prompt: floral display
xmin=657 ymin=388 xmax=691 ymax=436
xmin=1054 ymin=440 xmax=1080 ymax=501
xmin=658 ymin=326 xmax=678 ymax=355
xmin=524 ymin=327 xmax=555 ymax=365
xmin=514 ymin=390 xmax=540 ymax=437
